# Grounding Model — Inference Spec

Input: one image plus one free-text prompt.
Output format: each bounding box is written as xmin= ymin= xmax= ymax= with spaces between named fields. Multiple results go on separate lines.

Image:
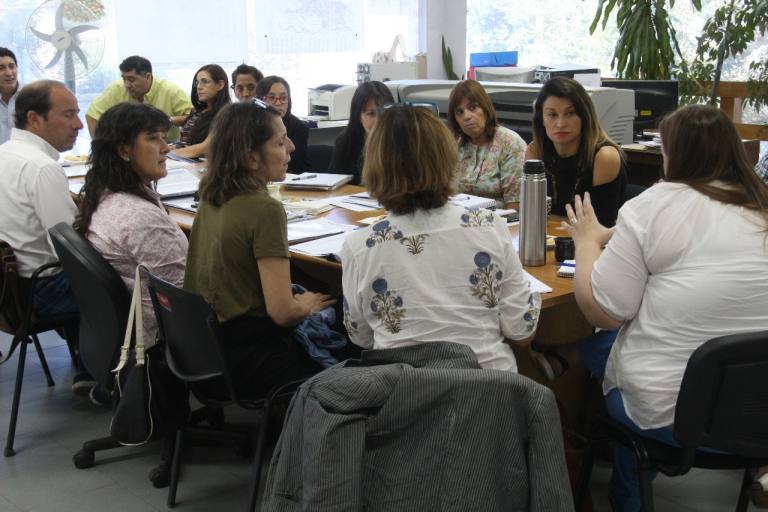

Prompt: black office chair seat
xmin=0 ymin=240 xmax=80 ymax=457
xmin=145 ymin=269 xmax=306 ymax=511
xmin=576 ymin=331 xmax=768 ymax=512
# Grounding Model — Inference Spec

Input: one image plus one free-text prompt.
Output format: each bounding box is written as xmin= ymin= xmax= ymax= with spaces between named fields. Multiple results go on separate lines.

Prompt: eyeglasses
xmin=264 ymin=94 xmax=289 ymax=105
xmin=378 ymin=101 xmax=440 ymax=116
xmin=194 ymin=78 xmax=215 ymax=87
xmin=232 ymin=83 xmax=257 ymax=93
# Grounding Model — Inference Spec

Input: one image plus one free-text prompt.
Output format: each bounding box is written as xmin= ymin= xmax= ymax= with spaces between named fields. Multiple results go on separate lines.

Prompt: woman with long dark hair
xmin=184 ymin=101 xmax=333 ymax=397
xmin=329 ymin=81 xmax=394 ymax=184
xmin=526 ymin=77 xmax=626 ymax=226
xmin=75 ymin=102 xmax=188 ymax=347
xmin=566 ymin=104 xmax=768 ymax=511
xmin=256 ymin=75 xmax=310 ymax=172
xmin=174 ymin=64 xmax=230 ymax=159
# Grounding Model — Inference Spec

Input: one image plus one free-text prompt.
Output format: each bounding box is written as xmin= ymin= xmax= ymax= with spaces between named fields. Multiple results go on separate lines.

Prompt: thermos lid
xmin=523 ymin=159 xmax=545 ymax=175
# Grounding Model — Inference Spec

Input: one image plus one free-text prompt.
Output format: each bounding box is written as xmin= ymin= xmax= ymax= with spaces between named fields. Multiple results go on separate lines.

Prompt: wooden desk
xmin=623 ymin=139 xmax=760 ymax=187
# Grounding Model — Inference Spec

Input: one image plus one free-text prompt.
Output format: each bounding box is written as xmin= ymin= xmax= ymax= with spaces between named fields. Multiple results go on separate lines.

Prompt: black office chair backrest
xmin=49 ymin=222 xmax=130 ymax=388
xmin=674 ymin=331 xmax=768 ymax=457
xmin=306 ymin=145 xmax=334 ymax=172
xmin=145 ymin=271 xmax=243 ymax=404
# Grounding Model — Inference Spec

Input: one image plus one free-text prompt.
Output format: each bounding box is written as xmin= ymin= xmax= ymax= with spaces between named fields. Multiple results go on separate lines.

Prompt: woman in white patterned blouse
xmin=341 ymin=105 xmax=540 ymax=371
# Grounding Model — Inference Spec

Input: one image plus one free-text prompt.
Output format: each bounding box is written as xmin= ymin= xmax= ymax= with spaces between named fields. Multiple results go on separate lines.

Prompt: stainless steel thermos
xmin=519 ymin=160 xmax=547 ymax=266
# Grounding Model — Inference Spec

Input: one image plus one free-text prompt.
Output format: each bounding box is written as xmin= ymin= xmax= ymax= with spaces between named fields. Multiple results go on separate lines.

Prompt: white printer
xmin=383 ymin=79 xmax=635 ymax=144
xmin=308 ymin=84 xmax=357 ymax=121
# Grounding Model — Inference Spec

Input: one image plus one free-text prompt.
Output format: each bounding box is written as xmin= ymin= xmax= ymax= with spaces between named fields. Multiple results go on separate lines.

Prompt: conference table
xmin=163 ymin=177 xmax=595 ymax=427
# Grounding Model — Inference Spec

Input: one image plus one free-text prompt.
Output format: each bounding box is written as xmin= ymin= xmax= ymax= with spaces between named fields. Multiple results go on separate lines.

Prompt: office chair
xmin=48 ymin=223 xmax=130 ymax=467
xmin=575 ymin=331 xmax=768 ymax=512
xmin=306 ymin=144 xmax=334 ymax=172
xmin=0 ymin=239 xmax=79 ymax=457
xmin=145 ymin=269 xmax=305 ymax=511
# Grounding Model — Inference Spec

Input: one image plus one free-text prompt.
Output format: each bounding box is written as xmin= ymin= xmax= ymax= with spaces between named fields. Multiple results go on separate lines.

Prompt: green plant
xmin=441 ymin=35 xmax=462 ymax=80
xmin=590 ymin=0 xmax=698 ymax=79
xmin=591 ymin=0 xmax=768 ymax=112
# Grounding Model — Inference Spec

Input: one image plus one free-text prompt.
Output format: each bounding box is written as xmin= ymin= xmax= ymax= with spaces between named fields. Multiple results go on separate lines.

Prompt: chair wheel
xmin=73 ymin=448 xmax=95 ymax=469
xmin=149 ymin=462 xmax=171 ymax=488
xmin=4 ymin=446 xmax=15 ymax=457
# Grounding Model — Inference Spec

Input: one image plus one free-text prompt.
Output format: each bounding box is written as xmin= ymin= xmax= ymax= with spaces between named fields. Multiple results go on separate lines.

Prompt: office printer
xmin=383 ymin=79 xmax=634 ymax=144
xmin=308 ymin=84 xmax=357 ymax=121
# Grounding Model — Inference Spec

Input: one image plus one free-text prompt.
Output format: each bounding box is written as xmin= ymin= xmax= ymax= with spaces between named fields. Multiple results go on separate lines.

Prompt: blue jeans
xmin=31 ymin=272 xmax=79 ymax=316
xmin=578 ymin=330 xmax=675 ymax=512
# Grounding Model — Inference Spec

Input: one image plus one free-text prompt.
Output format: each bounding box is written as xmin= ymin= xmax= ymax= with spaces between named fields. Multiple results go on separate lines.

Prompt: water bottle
xmin=519 ymin=160 xmax=547 ymax=266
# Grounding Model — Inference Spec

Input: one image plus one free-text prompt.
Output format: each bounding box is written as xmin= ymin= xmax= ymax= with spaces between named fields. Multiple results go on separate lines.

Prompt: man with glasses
xmin=231 ymin=64 xmax=263 ymax=102
xmin=0 ymin=47 xmax=20 ymax=145
xmin=86 ymin=55 xmax=192 ymax=140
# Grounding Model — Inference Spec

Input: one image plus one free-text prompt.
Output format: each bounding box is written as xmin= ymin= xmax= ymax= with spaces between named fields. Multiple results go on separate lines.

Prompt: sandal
xmin=529 ymin=342 xmax=570 ymax=381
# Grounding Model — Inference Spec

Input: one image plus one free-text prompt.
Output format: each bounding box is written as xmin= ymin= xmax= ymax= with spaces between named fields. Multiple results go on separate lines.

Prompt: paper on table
xmin=330 ymin=196 xmax=380 ymax=212
xmin=523 ymin=270 xmax=553 ymax=293
xmin=287 ymin=218 xmax=357 ymax=244
xmin=69 ymin=178 xmax=85 ymax=195
xmin=65 ymin=166 xmax=88 ymax=178
xmin=291 ymin=231 xmax=352 ymax=260
xmin=156 ymin=168 xmax=200 ymax=198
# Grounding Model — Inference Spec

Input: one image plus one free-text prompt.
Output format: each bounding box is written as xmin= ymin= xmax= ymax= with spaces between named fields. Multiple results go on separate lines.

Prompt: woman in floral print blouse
xmin=340 ymin=105 xmax=540 ymax=371
xmin=448 ymin=80 xmax=527 ymax=208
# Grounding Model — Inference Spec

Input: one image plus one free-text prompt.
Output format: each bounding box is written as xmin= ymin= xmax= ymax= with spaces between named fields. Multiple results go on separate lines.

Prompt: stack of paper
xmin=291 ymin=231 xmax=352 ymax=261
xmin=156 ymin=168 xmax=200 ymax=198
xmin=287 ymin=218 xmax=357 ymax=244
xmin=283 ymin=173 xmax=353 ymax=191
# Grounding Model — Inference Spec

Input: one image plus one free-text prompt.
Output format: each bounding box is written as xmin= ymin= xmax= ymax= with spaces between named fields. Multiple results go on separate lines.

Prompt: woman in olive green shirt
xmin=184 ymin=100 xmax=334 ymax=397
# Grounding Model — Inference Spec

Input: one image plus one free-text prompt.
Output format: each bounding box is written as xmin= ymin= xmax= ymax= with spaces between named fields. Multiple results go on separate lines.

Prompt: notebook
xmin=449 ymin=193 xmax=497 ymax=209
xmin=283 ymin=172 xmax=353 ymax=191
xmin=155 ymin=168 xmax=200 ymax=198
xmin=557 ymin=260 xmax=576 ymax=278
xmin=286 ymin=218 xmax=357 ymax=244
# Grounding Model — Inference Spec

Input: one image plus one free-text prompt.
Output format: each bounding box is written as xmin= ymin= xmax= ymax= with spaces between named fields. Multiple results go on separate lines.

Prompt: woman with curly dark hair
xmin=76 ymin=102 xmax=188 ymax=346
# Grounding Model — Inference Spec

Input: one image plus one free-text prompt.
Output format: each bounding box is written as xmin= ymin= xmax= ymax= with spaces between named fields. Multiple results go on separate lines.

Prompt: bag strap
xmin=112 ymin=264 xmax=148 ymax=372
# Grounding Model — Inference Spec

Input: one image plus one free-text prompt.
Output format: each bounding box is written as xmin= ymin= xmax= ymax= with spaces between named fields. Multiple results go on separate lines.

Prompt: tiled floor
xmin=0 ymin=331 xmax=758 ymax=511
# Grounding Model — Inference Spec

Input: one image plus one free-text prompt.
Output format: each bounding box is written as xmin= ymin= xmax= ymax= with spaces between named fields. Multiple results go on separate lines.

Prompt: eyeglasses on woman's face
xmin=194 ymin=77 xmax=215 ymax=87
xmin=264 ymin=94 xmax=289 ymax=105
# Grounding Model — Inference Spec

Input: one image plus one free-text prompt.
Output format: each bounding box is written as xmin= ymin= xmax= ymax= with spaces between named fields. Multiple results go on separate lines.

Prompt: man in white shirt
xmin=0 ymin=80 xmax=100 ymax=396
xmin=0 ymin=47 xmax=20 ymax=145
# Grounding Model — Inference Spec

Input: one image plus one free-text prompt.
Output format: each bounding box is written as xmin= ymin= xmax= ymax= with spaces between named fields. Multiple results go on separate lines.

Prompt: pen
xmin=291 ymin=174 xmax=317 ymax=181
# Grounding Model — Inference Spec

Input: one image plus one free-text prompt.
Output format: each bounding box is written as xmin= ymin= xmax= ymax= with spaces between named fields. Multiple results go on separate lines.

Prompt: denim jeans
xmin=31 ymin=272 xmax=79 ymax=316
xmin=578 ymin=330 xmax=676 ymax=512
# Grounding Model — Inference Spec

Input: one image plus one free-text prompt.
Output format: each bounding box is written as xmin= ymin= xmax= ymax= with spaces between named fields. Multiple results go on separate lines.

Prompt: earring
xmin=123 ymin=157 xmax=130 ymax=162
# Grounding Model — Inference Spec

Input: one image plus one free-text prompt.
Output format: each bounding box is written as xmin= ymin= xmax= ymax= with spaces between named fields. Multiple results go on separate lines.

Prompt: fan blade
xmin=71 ymin=44 xmax=89 ymax=69
xmin=30 ymin=27 xmax=53 ymax=42
xmin=55 ymin=2 xmax=65 ymax=29
xmin=46 ymin=50 xmax=64 ymax=69
xmin=69 ymin=25 xmax=98 ymax=36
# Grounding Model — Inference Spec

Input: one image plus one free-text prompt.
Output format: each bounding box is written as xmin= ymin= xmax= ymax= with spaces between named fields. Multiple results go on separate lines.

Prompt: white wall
xmin=422 ymin=0 xmax=466 ymax=79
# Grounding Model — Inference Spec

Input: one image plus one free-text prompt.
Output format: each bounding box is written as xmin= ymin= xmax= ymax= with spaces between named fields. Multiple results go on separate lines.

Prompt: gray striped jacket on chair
xmin=263 ymin=342 xmax=574 ymax=512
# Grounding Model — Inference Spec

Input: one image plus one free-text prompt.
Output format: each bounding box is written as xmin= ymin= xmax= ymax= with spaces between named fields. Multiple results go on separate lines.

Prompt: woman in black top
xmin=175 ymin=64 xmax=230 ymax=159
xmin=329 ymin=81 xmax=394 ymax=184
xmin=525 ymin=77 xmax=626 ymax=227
xmin=256 ymin=76 xmax=310 ymax=172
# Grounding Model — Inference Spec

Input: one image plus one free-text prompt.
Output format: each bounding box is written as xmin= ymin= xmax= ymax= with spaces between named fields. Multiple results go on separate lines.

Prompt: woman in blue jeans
xmin=564 ymin=105 xmax=768 ymax=511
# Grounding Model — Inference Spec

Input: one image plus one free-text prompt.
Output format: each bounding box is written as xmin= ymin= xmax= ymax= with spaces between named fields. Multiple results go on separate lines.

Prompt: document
xmin=286 ymin=218 xmax=357 ymax=244
xmin=291 ymin=231 xmax=353 ymax=260
xmin=156 ymin=168 xmax=200 ymax=198
xmin=283 ymin=173 xmax=353 ymax=191
xmin=449 ymin=193 xmax=497 ymax=209
xmin=523 ymin=270 xmax=553 ymax=293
